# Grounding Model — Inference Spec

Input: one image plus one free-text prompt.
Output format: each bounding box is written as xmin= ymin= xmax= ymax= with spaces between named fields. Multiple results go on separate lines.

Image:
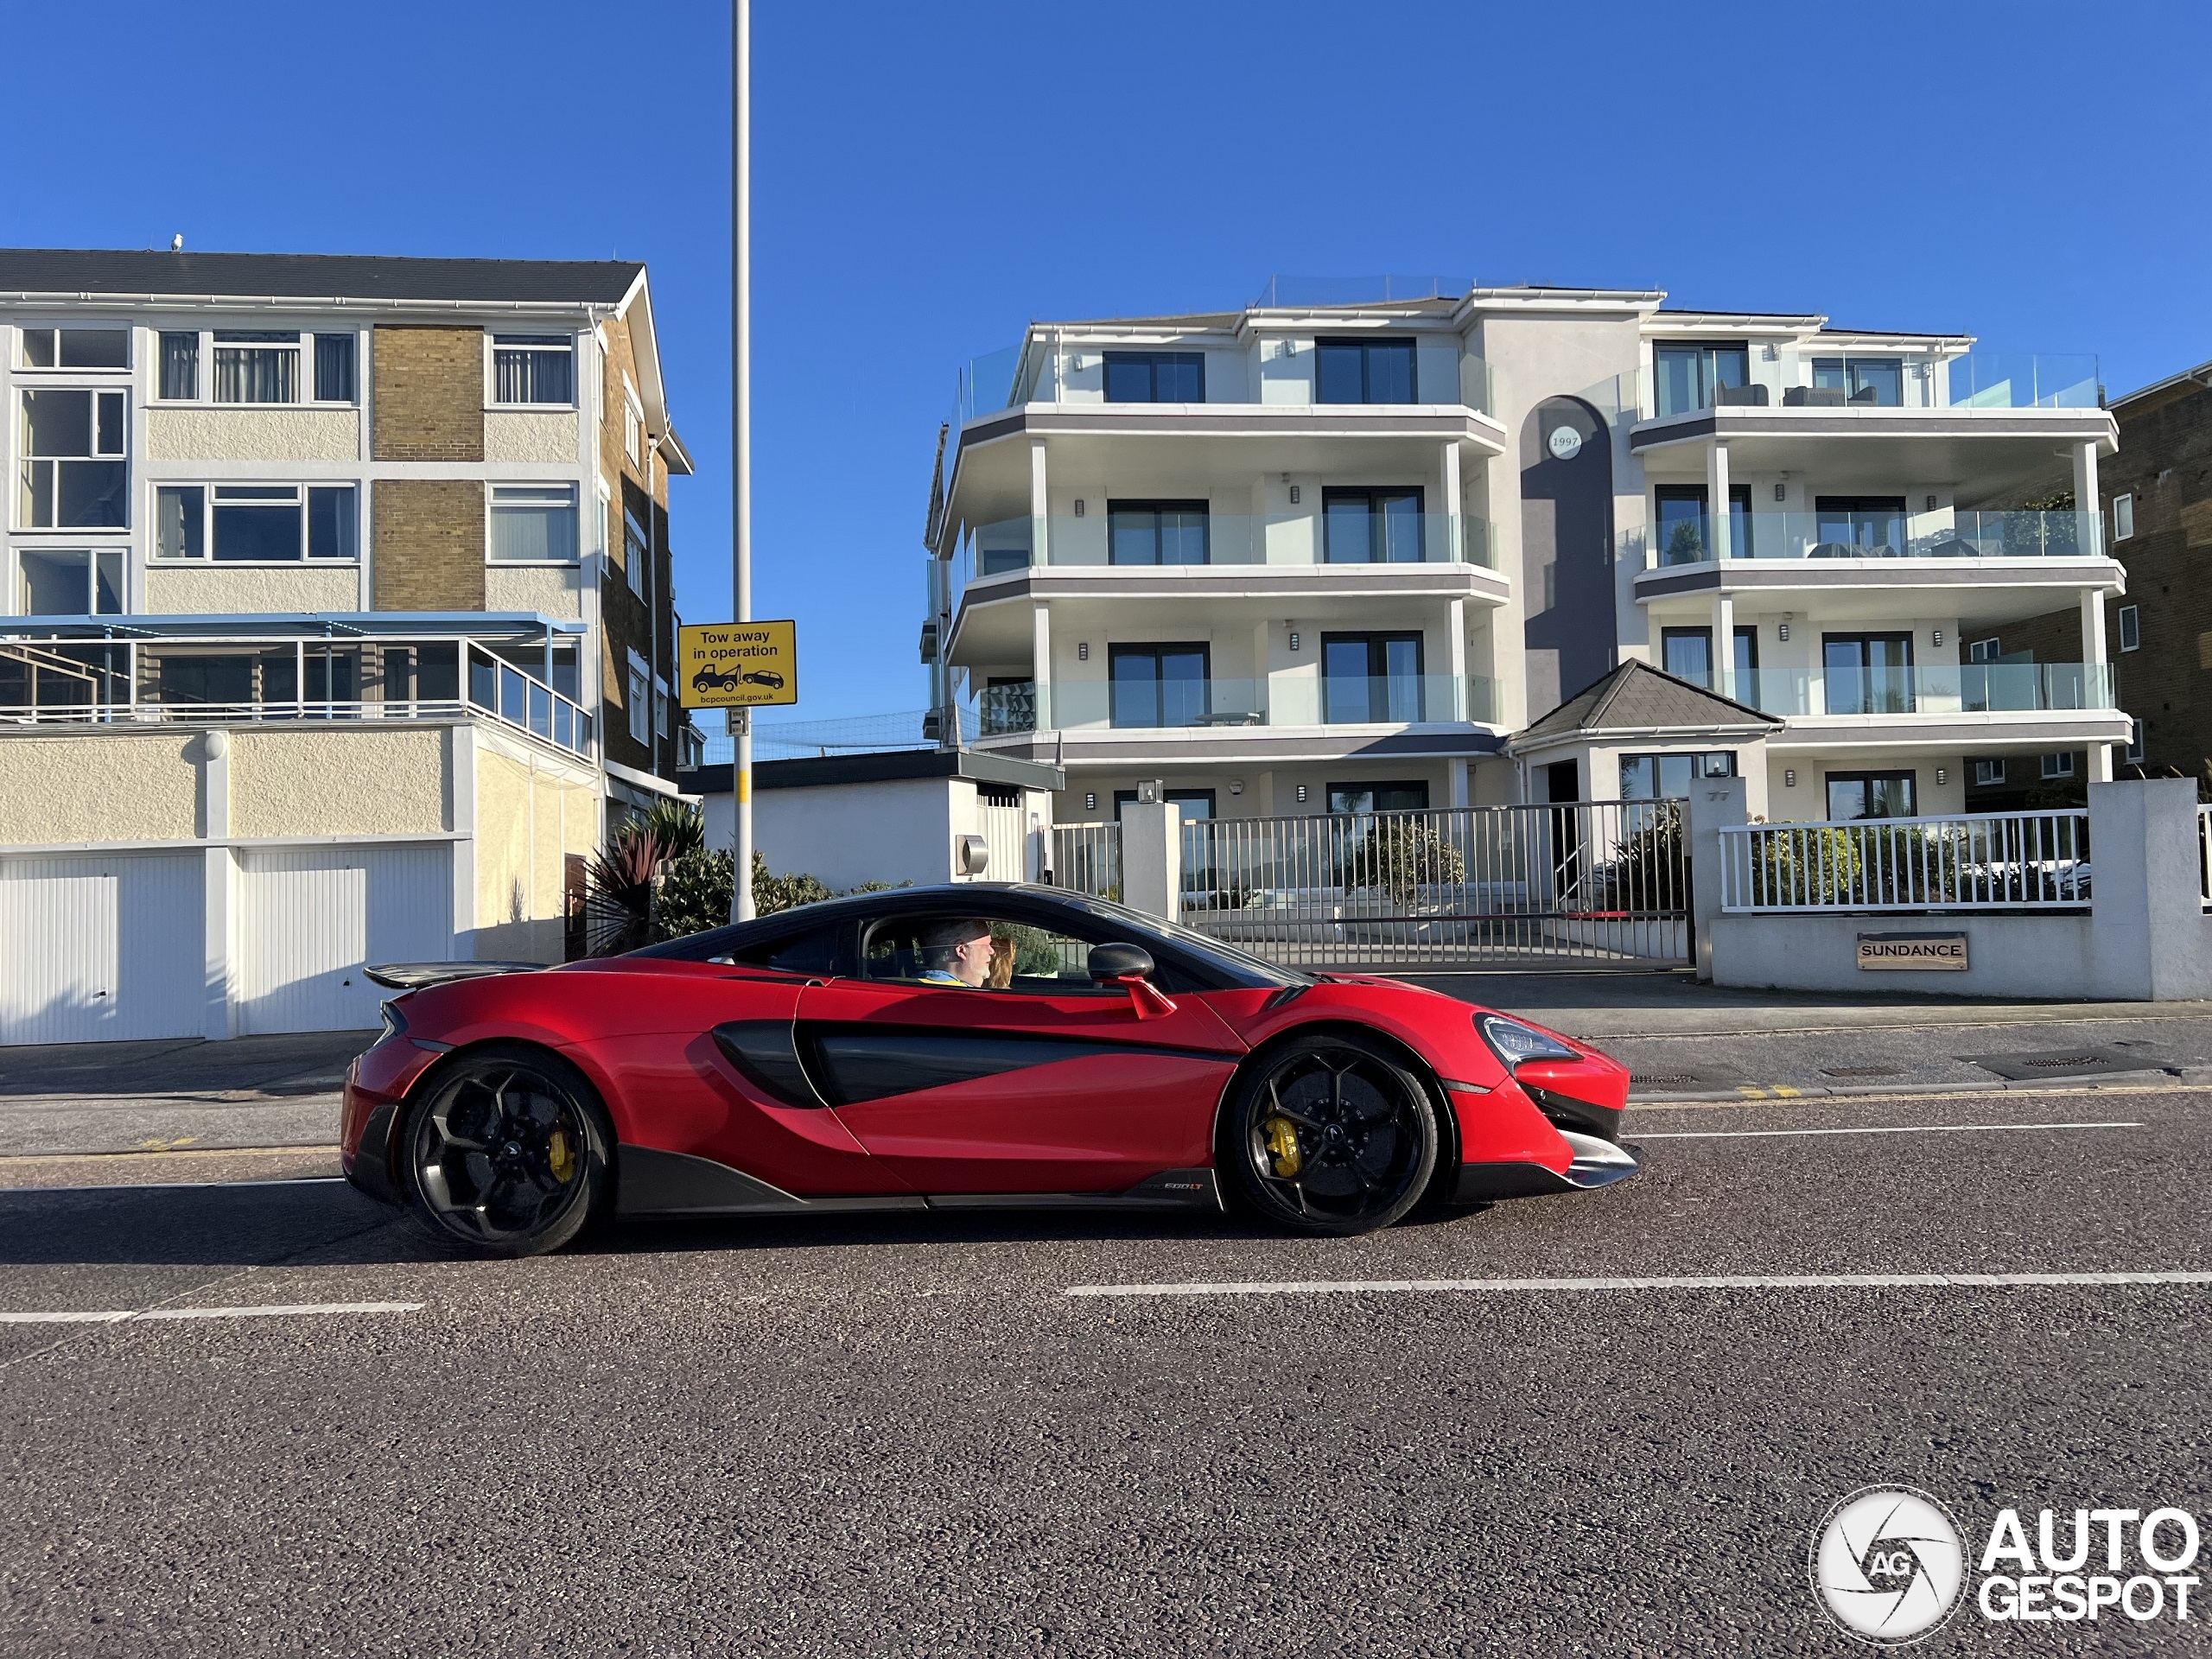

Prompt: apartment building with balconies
xmin=0 ymin=249 xmax=692 ymax=1044
xmin=923 ymin=283 xmax=2127 ymax=829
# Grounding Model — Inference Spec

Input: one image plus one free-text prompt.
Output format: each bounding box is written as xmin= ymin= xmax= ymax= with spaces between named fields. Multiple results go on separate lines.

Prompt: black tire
xmin=399 ymin=1043 xmax=613 ymax=1257
xmin=1218 ymin=1033 xmax=1439 ymax=1236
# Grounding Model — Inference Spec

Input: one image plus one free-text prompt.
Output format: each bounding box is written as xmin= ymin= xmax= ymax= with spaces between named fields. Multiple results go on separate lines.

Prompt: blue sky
xmin=13 ymin=0 xmax=2212 ymax=721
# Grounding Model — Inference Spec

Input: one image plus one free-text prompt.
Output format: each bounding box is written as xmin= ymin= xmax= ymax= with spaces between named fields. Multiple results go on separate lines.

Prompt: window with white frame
xmin=623 ymin=378 xmax=644 ymax=468
xmin=2118 ymin=603 xmax=2139 ymax=652
xmin=1973 ymin=758 xmax=2005 ymax=788
xmin=492 ymin=334 xmax=574 ymax=405
xmin=314 ymin=334 xmax=356 ymax=402
xmin=19 ymin=388 xmax=126 ymax=527
xmin=150 ymin=330 xmax=353 ymax=404
xmin=488 ymin=484 xmax=580 ymax=563
xmin=2113 ymin=493 xmax=2134 ymax=541
xmin=16 ymin=548 xmax=124 ymax=615
xmin=2127 ymin=718 xmax=2145 ymax=764
xmin=212 ymin=331 xmax=302 ymax=404
xmin=624 ymin=505 xmax=649 ymax=597
xmin=19 ymin=327 xmax=127 ymax=370
xmin=1967 ymin=637 xmax=2001 ymax=664
xmin=626 ymin=661 xmax=651 ymax=745
xmin=153 ymin=484 xmax=358 ymax=561
xmin=160 ymin=332 xmax=199 ymax=399
xmin=2041 ymin=752 xmax=2076 ymax=779
xmin=654 ymin=678 xmax=670 ymax=740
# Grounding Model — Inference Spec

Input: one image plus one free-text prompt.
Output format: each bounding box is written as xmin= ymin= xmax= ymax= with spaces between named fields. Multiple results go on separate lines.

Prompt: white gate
xmin=976 ymin=795 xmax=1030 ymax=882
xmin=1179 ymin=802 xmax=1691 ymax=970
xmin=0 ymin=852 xmax=203 ymax=1045
xmin=239 ymin=844 xmax=451 ymax=1033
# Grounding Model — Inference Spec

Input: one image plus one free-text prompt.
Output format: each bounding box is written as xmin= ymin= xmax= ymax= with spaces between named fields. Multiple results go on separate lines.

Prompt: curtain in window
xmin=160 ymin=333 xmax=199 ymax=400
xmin=314 ymin=335 xmax=355 ymax=402
xmin=494 ymin=344 xmax=572 ymax=404
xmin=492 ymin=489 xmax=578 ymax=562
xmin=213 ymin=346 xmax=297 ymax=404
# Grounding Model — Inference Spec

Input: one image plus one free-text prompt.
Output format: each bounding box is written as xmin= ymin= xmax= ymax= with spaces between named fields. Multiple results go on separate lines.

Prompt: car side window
xmin=730 ymin=922 xmax=844 ymax=976
xmin=861 ymin=915 xmax=1112 ymax=995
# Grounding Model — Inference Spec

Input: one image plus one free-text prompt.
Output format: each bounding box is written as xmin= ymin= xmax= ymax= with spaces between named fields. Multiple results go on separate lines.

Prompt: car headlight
xmin=1478 ymin=1014 xmax=1580 ymax=1070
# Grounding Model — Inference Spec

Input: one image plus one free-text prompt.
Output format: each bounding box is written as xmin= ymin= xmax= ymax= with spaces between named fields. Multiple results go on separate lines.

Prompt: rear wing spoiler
xmin=365 ymin=962 xmax=550 ymax=992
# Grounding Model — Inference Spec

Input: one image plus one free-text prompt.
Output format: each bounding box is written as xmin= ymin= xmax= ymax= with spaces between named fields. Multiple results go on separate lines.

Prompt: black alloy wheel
xmin=402 ymin=1046 xmax=610 ymax=1256
xmin=1222 ymin=1033 xmax=1439 ymax=1236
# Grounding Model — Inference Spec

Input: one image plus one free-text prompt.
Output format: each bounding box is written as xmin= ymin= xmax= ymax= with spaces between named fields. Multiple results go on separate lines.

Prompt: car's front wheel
xmin=401 ymin=1044 xmax=612 ymax=1256
xmin=1220 ymin=1033 xmax=1439 ymax=1236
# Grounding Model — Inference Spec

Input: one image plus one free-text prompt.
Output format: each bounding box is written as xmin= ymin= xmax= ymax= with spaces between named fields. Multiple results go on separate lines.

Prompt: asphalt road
xmin=3 ymin=1087 xmax=2208 ymax=1656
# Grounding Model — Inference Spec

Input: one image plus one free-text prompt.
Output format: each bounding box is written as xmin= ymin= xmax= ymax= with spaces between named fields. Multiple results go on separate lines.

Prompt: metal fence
xmin=1051 ymin=823 xmax=1122 ymax=902
xmin=1174 ymin=802 xmax=1689 ymax=969
xmin=1719 ymin=810 xmax=2091 ymax=913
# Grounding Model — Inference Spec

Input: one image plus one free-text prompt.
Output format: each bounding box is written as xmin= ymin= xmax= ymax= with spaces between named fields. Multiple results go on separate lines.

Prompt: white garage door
xmin=239 ymin=845 xmax=453 ymax=1035
xmin=0 ymin=853 xmax=204 ymax=1046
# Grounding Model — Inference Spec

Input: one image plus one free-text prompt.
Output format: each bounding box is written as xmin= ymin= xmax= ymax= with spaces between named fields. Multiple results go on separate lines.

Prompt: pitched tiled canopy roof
xmin=1516 ymin=659 xmax=1780 ymax=747
xmin=0 ymin=249 xmax=644 ymax=305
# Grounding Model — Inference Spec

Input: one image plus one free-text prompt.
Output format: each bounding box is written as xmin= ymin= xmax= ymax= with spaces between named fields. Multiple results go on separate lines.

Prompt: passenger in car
xmin=987 ymin=935 xmax=1016 ymax=988
xmin=916 ymin=918 xmax=995 ymax=988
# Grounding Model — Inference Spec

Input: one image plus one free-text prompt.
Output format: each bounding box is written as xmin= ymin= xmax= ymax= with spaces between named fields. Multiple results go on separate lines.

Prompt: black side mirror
xmin=1088 ymin=942 xmax=1154 ymax=983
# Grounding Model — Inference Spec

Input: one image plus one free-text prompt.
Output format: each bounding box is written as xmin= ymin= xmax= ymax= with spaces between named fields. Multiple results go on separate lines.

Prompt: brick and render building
xmin=924 ymin=283 xmax=2128 ymax=830
xmin=0 ymin=249 xmax=691 ymax=1043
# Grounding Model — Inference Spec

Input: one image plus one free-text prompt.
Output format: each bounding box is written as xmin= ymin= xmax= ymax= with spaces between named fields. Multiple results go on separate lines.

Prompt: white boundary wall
xmin=1691 ymin=776 xmax=2212 ymax=1001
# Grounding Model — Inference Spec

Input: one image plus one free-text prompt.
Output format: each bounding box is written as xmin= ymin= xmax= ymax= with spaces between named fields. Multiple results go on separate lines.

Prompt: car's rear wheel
xmin=401 ymin=1045 xmax=611 ymax=1257
xmin=1221 ymin=1033 xmax=1438 ymax=1236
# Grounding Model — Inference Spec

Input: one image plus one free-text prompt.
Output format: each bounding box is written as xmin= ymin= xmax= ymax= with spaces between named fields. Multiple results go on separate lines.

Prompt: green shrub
xmin=1338 ymin=818 xmax=1466 ymax=906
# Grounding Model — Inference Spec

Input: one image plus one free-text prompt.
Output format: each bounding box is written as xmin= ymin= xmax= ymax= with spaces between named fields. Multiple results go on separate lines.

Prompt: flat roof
xmin=0 ymin=248 xmax=645 ymax=306
xmin=681 ymin=747 xmax=1066 ymax=795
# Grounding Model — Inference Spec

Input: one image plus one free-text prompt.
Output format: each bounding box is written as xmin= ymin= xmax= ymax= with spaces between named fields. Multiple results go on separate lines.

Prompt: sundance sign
xmin=1857 ymin=931 xmax=1970 ymax=971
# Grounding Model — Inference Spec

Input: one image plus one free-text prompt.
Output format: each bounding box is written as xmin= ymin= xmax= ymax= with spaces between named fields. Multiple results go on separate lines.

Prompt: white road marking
xmin=1633 ymin=1120 xmax=2144 ymax=1141
xmin=1066 ymin=1272 xmax=2212 ymax=1299
xmin=0 ymin=1300 xmax=422 ymax=1325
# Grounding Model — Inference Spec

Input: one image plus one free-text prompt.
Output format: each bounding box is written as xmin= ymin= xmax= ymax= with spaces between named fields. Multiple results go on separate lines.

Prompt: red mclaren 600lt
xmin=342 ymin=884 xmax=1637 ymax=1255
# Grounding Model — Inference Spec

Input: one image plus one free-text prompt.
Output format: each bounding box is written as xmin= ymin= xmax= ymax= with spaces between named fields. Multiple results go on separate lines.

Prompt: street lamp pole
xmin=730 ymin=0 xmax=755 ymax=921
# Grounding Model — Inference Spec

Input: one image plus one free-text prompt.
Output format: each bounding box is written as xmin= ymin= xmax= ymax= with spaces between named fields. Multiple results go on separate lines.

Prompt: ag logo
xmin=1809 ymin=1485 xmax=1966 ymax=1645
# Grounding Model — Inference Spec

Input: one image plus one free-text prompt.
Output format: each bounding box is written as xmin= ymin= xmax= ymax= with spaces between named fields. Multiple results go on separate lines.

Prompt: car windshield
xmin=1052 ymin=892 xmax=1313 ymax=988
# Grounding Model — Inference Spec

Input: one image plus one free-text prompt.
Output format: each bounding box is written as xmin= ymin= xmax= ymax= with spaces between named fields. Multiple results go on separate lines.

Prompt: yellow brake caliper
xmin=547 ymin=1128 xmax=576 ymax=1184
xmin=1263 ymin=1116 xmax=1302 ymax=1179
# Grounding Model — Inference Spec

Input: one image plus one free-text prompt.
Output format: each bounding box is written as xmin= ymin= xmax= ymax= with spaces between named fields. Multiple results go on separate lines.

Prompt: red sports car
xmin=342 ymin=884 xmax=1637 ymax=1255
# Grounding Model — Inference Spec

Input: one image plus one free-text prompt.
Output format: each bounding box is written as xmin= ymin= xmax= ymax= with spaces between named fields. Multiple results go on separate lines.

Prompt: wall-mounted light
xmin=1084 ymin=791 xmax=1096 ymax=811
xmin=1230 ymin=779 xmax=1244 ymax=796
xmin=1933 ymin=630 xmax=1944 ymax=647
xmin=1936 ymin=767 xmax=1948 ymax=786
xmin=1077 ymin=641 xmax=1090 ymax=661
xmin=1778 ymin=621 xmax=1789 ymax=642
xmin=1784 ymin=768 xmax=1797 ymax=787
xmin=1773 ymin=482 xmax=1785 ymax=503
xmin=1296 ymin=784 xmax=1309 ymax=803
xmin=1925 ymin=494 xmax=1937 ymax=512
xmin=1289 ymin=631 xmax=1301 ymax=652
xmin=1073 ymin=499 xmax=1084 ymax=517
xmin=1288 ymin=484 xmax=1300 ymax=505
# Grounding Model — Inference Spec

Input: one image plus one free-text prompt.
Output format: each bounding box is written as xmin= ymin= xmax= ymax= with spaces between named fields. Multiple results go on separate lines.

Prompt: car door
xmin=796 ymin=909 xmax=1245 ymax=1195
xmin=583 ymin=916 xmax=917 ymax=1201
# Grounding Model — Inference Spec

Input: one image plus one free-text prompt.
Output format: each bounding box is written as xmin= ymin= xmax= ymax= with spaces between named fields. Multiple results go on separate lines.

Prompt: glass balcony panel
xmin=950 ymin=512 xmax=1504 ymax=612
xmin=1647 ymin=508 xmax=2104 ymax=566
xmin=1946 ymin=353 xmax=2101 ymax=410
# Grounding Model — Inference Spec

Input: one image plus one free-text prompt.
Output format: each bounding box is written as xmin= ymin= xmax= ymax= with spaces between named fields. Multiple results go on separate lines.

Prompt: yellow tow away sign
xmin=679 ymin=620 xmax=798 ymax=709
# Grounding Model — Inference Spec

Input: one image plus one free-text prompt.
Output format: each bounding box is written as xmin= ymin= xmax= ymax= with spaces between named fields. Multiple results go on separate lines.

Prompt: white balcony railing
xmin=0 ymin=635 xmax=594 ymax=761
xmin=1719 ymin=810 xmax=2090 ymax=913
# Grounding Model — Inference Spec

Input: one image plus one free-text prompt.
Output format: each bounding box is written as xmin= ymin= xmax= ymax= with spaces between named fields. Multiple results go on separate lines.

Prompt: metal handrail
xmin=1719 ymin=809 xmax=2091 ymax=913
